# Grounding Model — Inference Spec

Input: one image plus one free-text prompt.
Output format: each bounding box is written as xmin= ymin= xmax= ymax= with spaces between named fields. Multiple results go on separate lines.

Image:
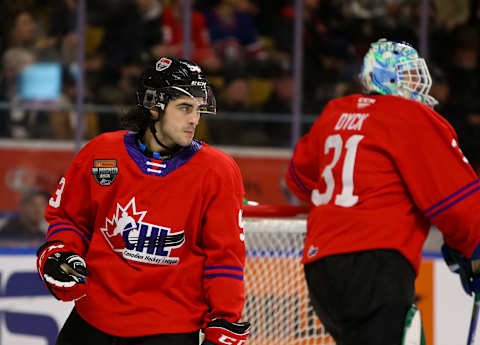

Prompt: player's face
xmin=157 ymin=96 xmax=202 ymax=148
xmin=400 ymin=69 xmax=426 ymax=92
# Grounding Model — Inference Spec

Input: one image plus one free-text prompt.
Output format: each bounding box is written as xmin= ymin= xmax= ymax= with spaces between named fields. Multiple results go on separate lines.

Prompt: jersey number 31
xmin=311 ymin=134 xmax=363 ymax=207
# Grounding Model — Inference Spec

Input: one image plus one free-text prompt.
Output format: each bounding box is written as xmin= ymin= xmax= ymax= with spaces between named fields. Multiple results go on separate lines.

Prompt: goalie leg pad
xmin=402 ymin=304 xmax=426 ymax=345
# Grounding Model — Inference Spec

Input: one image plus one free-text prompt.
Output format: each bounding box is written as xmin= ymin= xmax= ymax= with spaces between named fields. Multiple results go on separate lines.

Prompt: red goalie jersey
xmin=44 ymin=130 xmax=246 ymax=337
xmin=286 ymin=94 xmax=480 ymax=274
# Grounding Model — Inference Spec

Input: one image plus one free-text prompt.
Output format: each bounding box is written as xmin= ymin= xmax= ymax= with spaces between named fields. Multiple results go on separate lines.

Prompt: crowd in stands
xmin=0 ymin=0 xmax=479 ymax=171
xmin=0 ymin=188 xmax=49 ymax=244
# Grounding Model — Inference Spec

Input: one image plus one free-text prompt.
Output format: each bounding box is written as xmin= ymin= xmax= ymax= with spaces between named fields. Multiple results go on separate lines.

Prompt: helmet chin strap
xmin=149 ymin=120 xmax=172 ymax=151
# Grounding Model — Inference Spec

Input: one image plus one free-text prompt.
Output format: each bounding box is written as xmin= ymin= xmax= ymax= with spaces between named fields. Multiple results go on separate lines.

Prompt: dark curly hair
xmin=120 ymin=106 xmax=153 ymax=133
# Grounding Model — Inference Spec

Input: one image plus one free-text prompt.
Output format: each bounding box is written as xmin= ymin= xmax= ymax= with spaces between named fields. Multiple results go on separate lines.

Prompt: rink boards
xmin=0 ymin=252 xmax=475 ymax=345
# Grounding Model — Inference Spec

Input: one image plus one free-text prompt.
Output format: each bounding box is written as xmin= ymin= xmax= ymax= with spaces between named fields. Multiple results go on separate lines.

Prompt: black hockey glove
xmin=202 ymin=318 xmax=250 ymax=345
xmin=442 ymin=244 xmax=480 ymax=296
xmin=37 ymin=240 xmax=88 ymax=301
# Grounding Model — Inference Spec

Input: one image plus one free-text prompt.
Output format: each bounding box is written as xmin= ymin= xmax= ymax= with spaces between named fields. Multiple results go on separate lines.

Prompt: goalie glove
xmin=36 ymin=240 xmax=88 ymax=301
xmin=441 ymin=244 xmax=480 ymax=296
xmin=202 ymin=318 xmax=250 ymax=345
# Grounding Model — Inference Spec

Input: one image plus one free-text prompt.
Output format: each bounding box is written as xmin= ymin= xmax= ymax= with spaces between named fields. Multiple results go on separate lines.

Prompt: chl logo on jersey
xmin=100 ymin=197 xmax=185 ymax=265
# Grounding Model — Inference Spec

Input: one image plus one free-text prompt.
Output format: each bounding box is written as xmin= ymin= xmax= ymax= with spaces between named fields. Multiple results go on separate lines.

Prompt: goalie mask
xmin=137 ymin=57 xmax=216 ymax=115
xmin=360 ymin=39 xmax=438 ymax=107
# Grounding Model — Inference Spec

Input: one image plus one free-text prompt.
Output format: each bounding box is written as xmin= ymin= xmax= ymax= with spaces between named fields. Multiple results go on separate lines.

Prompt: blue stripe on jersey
xmin=288 ymin=161 xmax=310 ymax=195
xmin=427 ymin=186 xmax=480 ymax=219
xmin=48 ymin=222 xmax=74 ymax=231
xmin=423 ymin=180 xmax=480 ymax=218
xmin=47 ymin=227 xmax=91 ymax=244
xmin=204 ymin=266 xmax=244 ymax=272
xmin=203 ymin=273 xmax=244 ymax=280
xmin=423 ymin=180 xmax=480 ymax=214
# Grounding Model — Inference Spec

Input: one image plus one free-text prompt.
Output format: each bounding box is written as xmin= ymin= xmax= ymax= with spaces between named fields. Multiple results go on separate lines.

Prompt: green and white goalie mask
xmin=360 ymin=39 xmax=438 ymax=107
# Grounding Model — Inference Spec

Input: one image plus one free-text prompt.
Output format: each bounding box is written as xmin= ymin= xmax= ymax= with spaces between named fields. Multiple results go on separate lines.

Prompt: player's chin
xmin=178 ymin=135 xmax=194 ymax=147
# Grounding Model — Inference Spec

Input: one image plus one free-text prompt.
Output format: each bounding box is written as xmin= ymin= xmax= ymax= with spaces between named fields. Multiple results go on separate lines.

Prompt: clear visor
xmin=141 ymin=85 xmax=216 ymax=115
xmin=168 ymin=85 xmax=216 ymax=115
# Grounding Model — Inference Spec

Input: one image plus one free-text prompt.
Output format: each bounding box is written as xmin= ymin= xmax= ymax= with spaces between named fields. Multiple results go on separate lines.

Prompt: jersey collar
xmin=124 ymin=131 xmax=202 ymax=177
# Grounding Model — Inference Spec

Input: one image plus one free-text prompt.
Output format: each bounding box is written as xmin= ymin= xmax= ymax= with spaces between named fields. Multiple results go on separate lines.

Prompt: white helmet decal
xmin=155 ymin=57 xmax=172 ymax=72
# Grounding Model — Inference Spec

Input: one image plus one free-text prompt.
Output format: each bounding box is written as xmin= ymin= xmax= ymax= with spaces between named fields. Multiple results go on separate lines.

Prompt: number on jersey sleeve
xmin=49 ymin=177 xmax=66 ymax=208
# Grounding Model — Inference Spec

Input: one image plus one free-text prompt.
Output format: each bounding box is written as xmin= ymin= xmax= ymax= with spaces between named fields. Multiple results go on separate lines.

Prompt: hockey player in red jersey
xmin=36 ymin=57 xmax=250 ymax=345
xmin=286 ymin=39 xmax=480 ymax=345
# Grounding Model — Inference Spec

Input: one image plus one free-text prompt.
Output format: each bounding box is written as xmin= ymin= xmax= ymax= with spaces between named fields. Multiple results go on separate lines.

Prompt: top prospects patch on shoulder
xmin=92 ymin=159 xmax=118 ymax=186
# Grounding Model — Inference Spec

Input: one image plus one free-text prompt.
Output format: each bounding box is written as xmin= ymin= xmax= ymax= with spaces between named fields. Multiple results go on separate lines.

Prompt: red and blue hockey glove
xmin=36 ymin=240 xmax=88 ymax=301
xmin=442 ymin=244 xmax=480 ymax=296
xmin=202 ymin=318 xmax=250 ymax=345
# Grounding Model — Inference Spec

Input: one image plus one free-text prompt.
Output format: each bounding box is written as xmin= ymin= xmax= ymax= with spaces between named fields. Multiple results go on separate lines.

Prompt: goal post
xmin=242 ymin=205 xmax=335 ymax=345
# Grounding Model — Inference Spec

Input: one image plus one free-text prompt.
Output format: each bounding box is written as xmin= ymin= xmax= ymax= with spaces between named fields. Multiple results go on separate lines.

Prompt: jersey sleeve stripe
xmin=204 ymin=266 xmax=243 ymax=272
xmin=426 ymin=185 xmax=480 ymax=219
xmin=203 ymin=273 xmax=244 ymax=280
xmin=48 ymin=222 xmax=75 ymax=231
xmin=48 ymin=222 xmax=92 ymax=242
xmin=423 ymin=180 xmax=480 ymax=215
xmin=47 ymin=227 xmax=91 ymax=245
xmin=288 ymin=161 xmax=311 ymax=195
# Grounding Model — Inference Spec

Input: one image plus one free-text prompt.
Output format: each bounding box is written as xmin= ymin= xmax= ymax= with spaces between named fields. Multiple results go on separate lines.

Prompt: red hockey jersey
xmin=44 ymin=130 xmax=246 ymax=336
xmin=286 ymin=94 xmax=480 ymax=274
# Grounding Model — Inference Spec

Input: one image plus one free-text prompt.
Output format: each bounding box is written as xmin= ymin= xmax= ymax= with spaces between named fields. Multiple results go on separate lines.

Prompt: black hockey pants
xmin=56 ymin=308 xmax=199 ymax=345
xmin=304 ymin=249 xmax=416 ymax=345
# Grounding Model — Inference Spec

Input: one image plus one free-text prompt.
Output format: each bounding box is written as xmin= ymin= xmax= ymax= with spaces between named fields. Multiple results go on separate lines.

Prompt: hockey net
xmin=242 ymin=205 xmax=335 ymax=345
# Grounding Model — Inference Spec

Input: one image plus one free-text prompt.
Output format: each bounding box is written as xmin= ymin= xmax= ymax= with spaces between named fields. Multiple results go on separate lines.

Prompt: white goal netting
xmin=242 ymin=216 xmax=335 ymax=345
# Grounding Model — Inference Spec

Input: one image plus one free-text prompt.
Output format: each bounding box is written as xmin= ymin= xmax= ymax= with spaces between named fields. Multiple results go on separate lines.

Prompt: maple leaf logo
xmin=100 ymin=197 xmax=147 ymax=252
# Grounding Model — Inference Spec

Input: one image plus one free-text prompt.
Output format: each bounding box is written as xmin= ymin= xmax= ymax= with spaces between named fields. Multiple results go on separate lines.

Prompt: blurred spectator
xmin=158 ymin=0 xmax=221 ymax=73
xmin=217 ymin=73 xmax=253 ymax=112
xmin=246 ymin=1 xmax=282 ymax=38
xmin=0 ymin=189 xmax=49 ymax=242
xmin=208 ymin=71 xmax=268 ymax=145
xmin=5 ymin=11 xmax=57 ymax=61
xmin=445 ymin=25 xmax=480 ymax=173
xmin=9 ymin=11 xmax=38 ymax=49
xmin=1 ymin=47 xmax=38 ymax=138
xmin=102 ymin=0 xmax=164 ymax=75
xmin=447 ymin=26 xmax=480 ymax=116
xmin=433 ymin=0 xmax=469 ymax=31
xmin=298 ymin=1 xmax=358 ymax=110
xmin=429 ymin=65 xmax=458 ymax=126
xmin=0 ymin=11 xmax=70 ymax=139
xmin=261 ymin=67 xmax=293 ymax=147
xmin=49 ymin=0 xmax=105 ymax=87
xmin=2 ymin=0 xmax=36 ymax=16
xmin=1 ymin=47 xmax=35 ymax=101
xmin=49 ymin=69 xmax=101 ymax=140
xmin=342 ymin=0 xmax=389 ymax=19
xmin=262 ymin=65 xmax=292 ymax=113
xmin=47 ymin=0 xmax=77 ymax=39
xmin=203 ymin=0 xmax=267 ymax=74
xmin=99 ymin=0 xmax=165 ymax=131
xmin=99 ymin=64 xmax=142 ymax=106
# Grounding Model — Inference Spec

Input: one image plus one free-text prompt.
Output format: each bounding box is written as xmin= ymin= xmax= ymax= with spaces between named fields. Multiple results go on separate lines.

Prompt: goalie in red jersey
xmin=286 ymin=39 xmax=480 ymax=345
xmin=36 ymin=57 xmax=250 ymax=345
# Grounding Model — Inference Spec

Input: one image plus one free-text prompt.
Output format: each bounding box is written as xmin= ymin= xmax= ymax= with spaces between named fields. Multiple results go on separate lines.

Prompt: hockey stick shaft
xmin=467 ymin=293 xmax=480 ymax=345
